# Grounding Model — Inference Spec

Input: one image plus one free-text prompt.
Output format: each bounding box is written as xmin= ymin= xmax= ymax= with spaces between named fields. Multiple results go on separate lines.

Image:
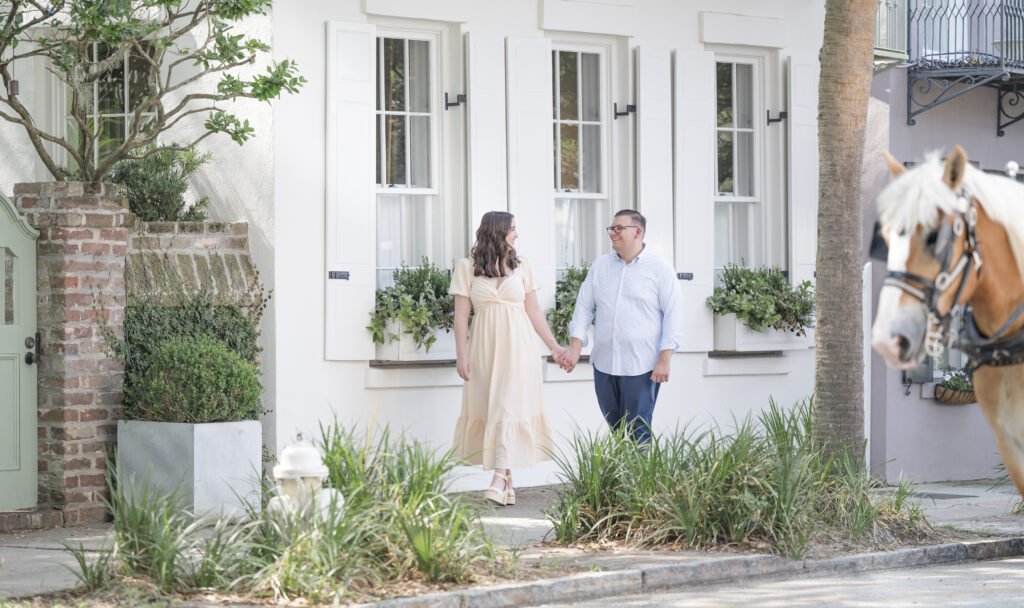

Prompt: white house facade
xmin=0 ymin=0 xmax=830 ymax=495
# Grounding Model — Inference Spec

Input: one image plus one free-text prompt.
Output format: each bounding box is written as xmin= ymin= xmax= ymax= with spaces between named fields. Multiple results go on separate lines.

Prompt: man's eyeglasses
xmin=605 ymin=225 xmax=639 ymax=234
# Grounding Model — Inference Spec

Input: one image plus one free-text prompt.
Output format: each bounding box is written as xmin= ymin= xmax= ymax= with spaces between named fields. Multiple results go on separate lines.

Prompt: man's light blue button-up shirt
xmin=568 ymin=246 xmax=684 ymax=376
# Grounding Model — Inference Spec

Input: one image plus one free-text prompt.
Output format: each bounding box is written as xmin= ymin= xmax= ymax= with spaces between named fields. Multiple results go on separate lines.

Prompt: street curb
xmin=355 ymin=536 xmax=1024 ymax=608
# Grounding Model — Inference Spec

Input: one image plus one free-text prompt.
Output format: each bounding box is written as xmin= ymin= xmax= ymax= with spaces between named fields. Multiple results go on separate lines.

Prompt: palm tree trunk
xmin=813 ymin=0 xmax=877 ymax=459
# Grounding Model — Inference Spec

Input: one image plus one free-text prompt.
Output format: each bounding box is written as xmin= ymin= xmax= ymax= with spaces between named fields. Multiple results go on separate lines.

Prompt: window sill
xmin=364 ymin=357 xmax=595 ymax=388
xmin=702 ymin=351 xmax=792 ymax=377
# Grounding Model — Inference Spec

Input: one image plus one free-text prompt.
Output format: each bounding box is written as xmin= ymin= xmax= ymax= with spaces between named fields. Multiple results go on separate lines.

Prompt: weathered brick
xmin=79 ymin=408 xmax=109 ymax=422
xmin=64 ymin=475 xmax=79 ymax=489
xmin=39 ymin=408 xmax=77 ymax=423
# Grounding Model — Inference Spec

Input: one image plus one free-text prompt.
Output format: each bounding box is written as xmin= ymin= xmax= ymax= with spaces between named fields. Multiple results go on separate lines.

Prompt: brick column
xmin=13 ymin=182 xmax=134 ymax=524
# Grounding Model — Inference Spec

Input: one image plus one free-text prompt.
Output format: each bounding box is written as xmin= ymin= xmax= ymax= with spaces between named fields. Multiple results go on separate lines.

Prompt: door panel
xmin=0 ymin=195 xmax=38 ymax=510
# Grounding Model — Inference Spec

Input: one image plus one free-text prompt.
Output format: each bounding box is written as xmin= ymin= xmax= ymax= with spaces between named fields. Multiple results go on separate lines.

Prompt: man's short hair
xmin=614 ymin=209 xmax=646 ymax=232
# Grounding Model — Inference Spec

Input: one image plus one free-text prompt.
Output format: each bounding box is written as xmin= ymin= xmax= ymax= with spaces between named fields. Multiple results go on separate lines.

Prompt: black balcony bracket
xmin=445 ymin=92 xmax=465 ymax=110
xmin=906 ymin=70 xmax=1007 ymax=127
xmin=998 ymin=83 xmax=1024 ymax=136
xmin=766 ymin=110 xmax=788 ymax=125
xmin=613 ymin=102 xmax=636 ymax=119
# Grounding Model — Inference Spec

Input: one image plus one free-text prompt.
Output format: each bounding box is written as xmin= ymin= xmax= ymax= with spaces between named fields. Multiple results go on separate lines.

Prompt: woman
xmin=450 ymin=211 xmax=564 ymax=506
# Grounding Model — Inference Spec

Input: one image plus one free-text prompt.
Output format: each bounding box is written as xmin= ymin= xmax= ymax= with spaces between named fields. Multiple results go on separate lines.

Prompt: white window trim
xmin=710 ymin=47 xmax=786 ymax=271
xmin=374 ymin=27 xmax=443 ymax=194
xmin=552 ymin=41 xmax=612 ymax=198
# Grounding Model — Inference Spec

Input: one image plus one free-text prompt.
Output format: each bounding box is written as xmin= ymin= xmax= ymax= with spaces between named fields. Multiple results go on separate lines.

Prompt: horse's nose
xmin=872 ymin=334 xmax=906 ymax=368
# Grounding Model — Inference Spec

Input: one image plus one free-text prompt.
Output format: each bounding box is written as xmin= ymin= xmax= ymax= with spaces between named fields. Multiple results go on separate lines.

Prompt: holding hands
xmin=553 ymin=339 xmax=582 ymax=373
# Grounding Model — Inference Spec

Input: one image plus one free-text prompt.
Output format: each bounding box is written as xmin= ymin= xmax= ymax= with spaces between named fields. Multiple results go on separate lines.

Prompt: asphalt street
xmin=536 ymin=556 xmax=1024 ymax=607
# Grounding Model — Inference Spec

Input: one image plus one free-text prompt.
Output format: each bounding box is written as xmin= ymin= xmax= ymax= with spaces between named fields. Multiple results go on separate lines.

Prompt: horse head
xmin=871 ymin=146 xmax=983 ymax=369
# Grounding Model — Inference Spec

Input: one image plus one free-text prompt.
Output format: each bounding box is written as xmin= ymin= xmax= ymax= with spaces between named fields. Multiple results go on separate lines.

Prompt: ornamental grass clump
xmin=707 ymin=263 xmax=815 ymax=335
xmin=64 ymin=421 xmax=502 ymax=603
xmin=547 ymin=398 xmax=933 ymax=558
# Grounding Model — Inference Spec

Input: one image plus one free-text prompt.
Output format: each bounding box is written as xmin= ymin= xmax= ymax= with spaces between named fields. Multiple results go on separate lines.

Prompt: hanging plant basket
xmin=934 ymin=385 xmax=977 ymax=405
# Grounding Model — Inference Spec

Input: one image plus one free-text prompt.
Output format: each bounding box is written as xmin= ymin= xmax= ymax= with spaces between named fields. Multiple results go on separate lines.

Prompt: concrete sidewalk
xmin=2 ymin=479 xmax=1024 ymax=604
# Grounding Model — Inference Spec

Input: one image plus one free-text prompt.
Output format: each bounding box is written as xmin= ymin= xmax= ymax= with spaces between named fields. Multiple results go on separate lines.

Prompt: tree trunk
xmin=813 ymin=0 xmax=877 ymax=459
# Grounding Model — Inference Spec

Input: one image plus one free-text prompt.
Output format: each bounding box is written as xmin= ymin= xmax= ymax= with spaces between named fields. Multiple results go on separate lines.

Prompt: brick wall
xmin=13 ymin=182 xmax=132 ymax=525
xmin=6 ymin=183 xmax=256 ymax=529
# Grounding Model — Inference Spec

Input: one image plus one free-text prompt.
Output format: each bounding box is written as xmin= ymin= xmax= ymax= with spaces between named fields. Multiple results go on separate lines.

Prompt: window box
xmin=712 ymin=313 xmax=807 ymax=352
xmin=374 ymin=320 xmax=456 ymax=362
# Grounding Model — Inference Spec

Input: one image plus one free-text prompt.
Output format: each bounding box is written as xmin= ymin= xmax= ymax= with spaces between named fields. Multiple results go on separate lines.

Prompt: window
xmin=67 ymin=43 xmax=156 ymax=166
xmin=552 ymin=46 xmax=610 ymax=275
xmin=714 ymin=58 xmax=762 ymax=274
xmin=375 ymin=34 xmax=442 ymax=286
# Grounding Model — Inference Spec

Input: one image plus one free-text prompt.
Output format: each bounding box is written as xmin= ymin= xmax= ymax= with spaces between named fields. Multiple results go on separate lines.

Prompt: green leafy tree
xmin=0 ymin=0 xmax=305 ymax=183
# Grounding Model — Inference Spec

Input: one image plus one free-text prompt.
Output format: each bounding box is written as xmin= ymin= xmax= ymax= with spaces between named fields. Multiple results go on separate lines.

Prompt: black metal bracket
xmin=906 ymin=70 xmax=1005 ymax=127
xmin=328 ymin=271 xmax=350 ymax=280
xmin=997 ymin=84 xmax=1024 ymax=137
xmin=766 ymin=110 xmax=788 ymax=125
xmin=676 ymin=272 xmax=693 ymax=281
xmin=445 ymin=92 xmax=465 ymax=110
xmin=613 ymin=102 xmax=636 ymax=119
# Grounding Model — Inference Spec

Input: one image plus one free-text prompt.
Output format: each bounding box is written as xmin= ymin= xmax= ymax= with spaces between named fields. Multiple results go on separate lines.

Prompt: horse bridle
xmin=874 ymin=188 xmax=1024 ymax=368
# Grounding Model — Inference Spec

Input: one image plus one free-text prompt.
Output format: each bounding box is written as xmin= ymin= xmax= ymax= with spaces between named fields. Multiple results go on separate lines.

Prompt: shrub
xmin=127 ymin=335 xmax=262 ymax=423
xmin=706 ymin=263 xmax=815 ymax=335
xmin=368 ymin=258 xmax=454 ymax=352
xmin=546 ymin=265 xmax=589 ymax=345
xmin=546 ymin=398 xmax=933 ymax=558
xmin=99 ymin=253 xmax=269 ymax=420
xmin=107 ymin=147 xmax=211 ymax=222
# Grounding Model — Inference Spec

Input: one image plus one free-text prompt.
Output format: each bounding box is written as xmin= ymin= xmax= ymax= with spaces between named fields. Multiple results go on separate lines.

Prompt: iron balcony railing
xmin=876 ymin=0 xmax=909 ymax=58
xmin=908 ymin=0 xmax=1024 ymax=71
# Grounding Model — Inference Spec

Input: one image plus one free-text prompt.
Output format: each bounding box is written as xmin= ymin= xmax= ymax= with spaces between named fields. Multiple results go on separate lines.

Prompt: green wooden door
xmin=0 ymin=194 xmax=37 ymax=509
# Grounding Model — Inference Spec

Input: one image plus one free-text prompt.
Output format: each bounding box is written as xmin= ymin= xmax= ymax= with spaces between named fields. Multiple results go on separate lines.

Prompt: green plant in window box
xmin=546 ymin=264 xmax=590 ymax=345
xmin=368 ymin=258 xmax=455 ymax=353
xmin=706 ymin=263 xmax=815 ymax=336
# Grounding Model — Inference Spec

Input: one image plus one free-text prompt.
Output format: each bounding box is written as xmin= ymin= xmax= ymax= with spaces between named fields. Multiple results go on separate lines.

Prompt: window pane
xmin=552 ymin=51 xmax=558 ymax=116
xmin=376 ymin=193 xmax=442 ymax=286
xmin=376 ymin=39 xmax=382 ymax=111
xmin=408 ymin=40 xmax=430 ymax=113
xmin=98 ymin=117 xmax=125 ymax=161
xmin=385 ymin=115 xmax=406 ymax=185
xmin=735 ymin=63 xmax=753 ymax=129
xmin=2 ymin=248 xmax=13 ymax=326
xmin=560 ymin=123 xmax=579 ymax=191
xmin=717 ymin=131 xmax=733 ymax=194
xmin=714 ymin=203 xmax=730 ymax=271
xmin=127 ymin=48 xmax=153 ymax=112
xmin=553 ymin=123 xmax=559 ymax=189
xmin=98 ymin=67 xmax=125 ymax=115
xmin=581 ymin=124 xmax=600 ymax=193
xmin=376 ymin=114 xmax=383 ymax=185
xmin=716 ymin=62 xmax=733 ymax=128
xmin=581 ymin=52 xmax=600 ymax=121
xmin=559 ymin=51 xmax=578 ymax=121
xmin=409 ymin=115 xmax=430 ymax=187
xmin=555 ymin=197 xmax=611 ymax=270
xmin=383 ymin=38 xmax=405 ymax=111
xmin=736 ymin=131 xmax=753 ymax=196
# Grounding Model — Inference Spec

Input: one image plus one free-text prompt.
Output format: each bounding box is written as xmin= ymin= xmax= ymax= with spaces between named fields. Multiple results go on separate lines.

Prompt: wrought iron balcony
xmin=876 ymin=0 xmax=909 ymax=73
xmin=906 ymin=0 xmax=1024 ymax=135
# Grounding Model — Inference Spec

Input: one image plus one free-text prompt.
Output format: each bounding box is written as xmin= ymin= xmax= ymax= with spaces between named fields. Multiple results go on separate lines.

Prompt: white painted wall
xmin=864 ymin=68 xmax=1009 ymax=482
xmin=271 ymin=0 xmax=826 ymax=490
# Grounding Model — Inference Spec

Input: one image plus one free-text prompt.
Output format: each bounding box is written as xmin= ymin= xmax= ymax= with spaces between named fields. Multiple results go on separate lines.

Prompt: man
xmin=557 ymin=210 xmax=683 ymax=443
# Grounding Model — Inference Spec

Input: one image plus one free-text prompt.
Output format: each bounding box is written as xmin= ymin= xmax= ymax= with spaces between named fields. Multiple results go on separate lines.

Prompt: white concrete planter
xmin=374 ymin=320 xmax=456 ymax=361
xmin=712 ymin=313 xmax=808 ymax=352
xmin=117 ymin=420 xmax=261 ymax=518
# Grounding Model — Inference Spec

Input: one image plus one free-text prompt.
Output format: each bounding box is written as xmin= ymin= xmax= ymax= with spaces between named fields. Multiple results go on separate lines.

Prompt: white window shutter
xmin=635 ymin=46 xmax=674 ymax=263
xmin=673 ymin=49 xmax=716 ymax=353
xmin=325 ymin=22 xmax=376 ymax=361
xmin=466 ymin=32 xmax=509 ymax=232
xmin=506 ymin=36 xmax=555 ymax=309
xmin=787 ymin=57 xmax=819 ymax=288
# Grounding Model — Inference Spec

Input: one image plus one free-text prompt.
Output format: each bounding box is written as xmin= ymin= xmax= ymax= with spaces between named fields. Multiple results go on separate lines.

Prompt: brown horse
xmin=871 ymin=146 xmax=1024 ymax=496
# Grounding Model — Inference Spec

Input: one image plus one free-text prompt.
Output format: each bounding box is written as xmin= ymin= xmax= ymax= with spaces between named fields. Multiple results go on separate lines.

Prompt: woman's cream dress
xmin=450 ymin=257 xmax=553 ymax=470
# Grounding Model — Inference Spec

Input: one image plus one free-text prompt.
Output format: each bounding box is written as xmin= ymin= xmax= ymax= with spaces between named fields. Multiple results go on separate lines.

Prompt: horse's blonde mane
xmin=876 ymin=152 xmax=1024 ymax=279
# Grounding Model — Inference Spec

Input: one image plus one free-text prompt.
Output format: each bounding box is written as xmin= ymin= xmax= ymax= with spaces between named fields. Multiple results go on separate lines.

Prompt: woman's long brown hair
xmin=471 ymin=211 xmax=520 ymax=277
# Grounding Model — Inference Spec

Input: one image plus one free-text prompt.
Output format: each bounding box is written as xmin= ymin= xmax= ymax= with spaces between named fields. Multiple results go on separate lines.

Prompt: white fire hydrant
xmin=267 ymin=435 xmax=344 ymax=520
